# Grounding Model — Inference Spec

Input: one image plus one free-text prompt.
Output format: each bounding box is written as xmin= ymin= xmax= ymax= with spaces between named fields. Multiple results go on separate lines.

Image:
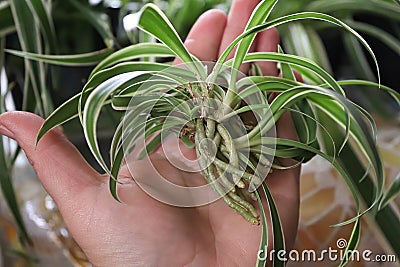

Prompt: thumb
xmin=0 ymin=111 xmax=103 ymax=205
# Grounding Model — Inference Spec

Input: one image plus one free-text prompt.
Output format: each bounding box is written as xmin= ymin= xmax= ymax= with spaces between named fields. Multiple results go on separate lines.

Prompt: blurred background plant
xmin=272 ymin=0 xmax=400 ymax=119
xmin=0 ymin=0 xmax=399 ymax=266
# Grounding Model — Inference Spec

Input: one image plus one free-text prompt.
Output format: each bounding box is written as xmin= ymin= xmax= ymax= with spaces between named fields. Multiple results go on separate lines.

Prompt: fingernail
xmin=0 ymin=125 xmax=15 ymax=139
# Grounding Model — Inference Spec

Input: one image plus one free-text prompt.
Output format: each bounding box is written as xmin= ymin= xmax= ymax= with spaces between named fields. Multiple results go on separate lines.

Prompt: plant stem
xmin=213 ymin=157 xmax=254 ymax=183
xmin=195 ymin=117 xmax=259 ymax=223
xmin=215 ymin=165 xmax=236 ymax=192
xmin=206 ymin=118 xmax=216 ymax=138
xmin=217 ymin=124 xmax=240 ymax=174
xmin=228 ymin=191 xmax=259 ymax=219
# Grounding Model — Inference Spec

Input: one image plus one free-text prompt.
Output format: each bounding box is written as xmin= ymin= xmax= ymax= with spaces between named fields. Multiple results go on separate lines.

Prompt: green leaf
xmin=278 ymin=46 xmax=296 ymax=80
xmin=91 ymin=43 xmax=174 ymax=75
xmin=84 ymin=62 xmax=186 ymax=95
xmin=111 ymin=80 xmax=180 ymax=108
xmin=281 ymin=22 xmax=332 ymax=75
xmin=79 ymin=63 xmax=194 ymax=124
xmin=0 ymin=2 xmax=15 ymax=36
xmin=109 ymin=121 xmax=125 ymax=201
xmin=25 ymin=0 xmax=57 ymax=53
xmin=228 ymin=0 xmax=278 ymax=82
xmin=269 ymin=12 xmax=380 ymax=82
xmin=5 ymin=48 xmax=114 ymax=66
xmin=217 ymin=11 xmax=381 ymax=86
xmin=109 ymin=143 xmax=124 ymax=201
xmin=82 ymin=72 xmax=147 ymax=173
xmin=136 ymin=3 xmax=205 ymax=77
xmin=379 ymin=172 xmax=400 ymax=209
xmin=310 ymin=96 xmax=384 ymax=196
xmin=9 ymin=0 xmax=53 ymax=116
xmin=332 ymin=80 xmax=400 ymax=106
xmin=264 ymin=182 xmax=285 ymax=267
xmin=36 ymin=93 xmax=81 ymax=143
xmin=230 ymin=52 xmax=344 ymax=94
xmin=255 ymin=190 xmax=269 ymax=267
xmin=278 ymin=46 xmax=319 ymax=160
xmin=339 ymin=219 xmax=361 ymax=266
xmin=236 ymin=76 xmax=300 ymax=99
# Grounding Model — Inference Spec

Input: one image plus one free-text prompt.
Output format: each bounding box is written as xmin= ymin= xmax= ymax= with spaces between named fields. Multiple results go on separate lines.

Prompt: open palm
xmin=0 ymin=1 xmax=300 ymax=266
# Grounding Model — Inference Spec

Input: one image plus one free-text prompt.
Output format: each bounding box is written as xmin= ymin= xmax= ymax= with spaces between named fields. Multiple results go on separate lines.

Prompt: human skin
xmin=0 ymin=0 xmax=300 ymax=266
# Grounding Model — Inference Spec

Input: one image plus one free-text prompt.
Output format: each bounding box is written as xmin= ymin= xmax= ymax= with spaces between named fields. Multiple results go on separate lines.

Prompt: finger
xmin=218 ymin=0 xmax=260 ymax=73
xmin=0 ymin=111 xmax=103 ymax=204
xmin=255 ymin=27 xmax=280 ymax=76
xmin=173 ymin=9 xmax=227 ymax=65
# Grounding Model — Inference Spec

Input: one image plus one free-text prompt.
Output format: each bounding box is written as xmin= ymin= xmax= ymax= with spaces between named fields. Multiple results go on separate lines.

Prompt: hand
xmin=0 ymin=0 xmax=299 ymax=266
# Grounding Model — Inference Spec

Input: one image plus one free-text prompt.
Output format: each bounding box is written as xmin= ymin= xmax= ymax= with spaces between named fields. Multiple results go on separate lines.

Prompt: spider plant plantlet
xmin=29 ymin=0 xmax=399 ymax=266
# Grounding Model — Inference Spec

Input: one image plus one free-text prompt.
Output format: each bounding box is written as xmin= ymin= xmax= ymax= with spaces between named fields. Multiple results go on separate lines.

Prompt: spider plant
xmin=3 ymin=0 xmax=400 ymax=266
